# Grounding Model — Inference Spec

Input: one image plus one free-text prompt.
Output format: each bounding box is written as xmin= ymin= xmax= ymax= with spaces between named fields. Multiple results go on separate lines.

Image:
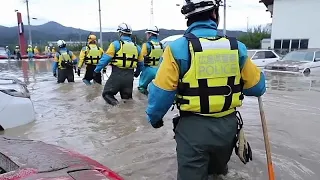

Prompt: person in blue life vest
xmin=27 ymin=45 xmax=34 ymax=60
xmin=137 ymin=26 xmax=164 ymax=95
xmin=145 ymin=0 xmax=267 ymax=179
xmin=93 ymin=23 xmax=143 ymax=106
xmin=78 ymin=34 xmax=104 ymax=85
xmin=52 ymin=40 xmax=78 ymax=83
xmin=5 ymin=46 xmax=11 ymax=59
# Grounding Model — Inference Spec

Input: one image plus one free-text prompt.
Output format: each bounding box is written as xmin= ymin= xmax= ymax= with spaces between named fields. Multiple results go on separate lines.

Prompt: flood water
xmin=1 ymin=59 xmax=320 ymax=180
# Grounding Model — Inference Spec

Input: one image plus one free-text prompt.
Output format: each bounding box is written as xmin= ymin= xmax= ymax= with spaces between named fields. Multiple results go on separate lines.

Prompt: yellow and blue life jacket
xmin=84 ymin=45 xmax=103 ymax=65
xmin=176 ymin=33 xmax=244 ymax=118
xmin=111 ymin=40 xmax=139 ymax=69
xmin=57 ymin=50 xmax=73 ymax=69
xmin=144 ymin=41 xmax=163 ymax=67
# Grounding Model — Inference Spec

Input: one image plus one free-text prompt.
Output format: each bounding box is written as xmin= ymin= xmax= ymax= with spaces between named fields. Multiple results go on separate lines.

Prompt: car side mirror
xmin=314 ymin=58 xmax=320 ymax=62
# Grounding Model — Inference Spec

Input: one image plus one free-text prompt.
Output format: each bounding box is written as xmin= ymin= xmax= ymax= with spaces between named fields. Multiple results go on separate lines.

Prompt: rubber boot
xmin=82 ymin=79 xmax=91 ymax=85
xmin=103 ymin=94 xmax=119 ymax=106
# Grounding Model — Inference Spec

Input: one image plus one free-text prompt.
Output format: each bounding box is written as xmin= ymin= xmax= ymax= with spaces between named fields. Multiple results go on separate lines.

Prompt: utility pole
xmin=223 ymin=0 xmax=226 ymax=36
xmin=150 ymin=0 xmax=154 ymax=26
xmin=98 ymin=0 xmax=103 ymax=48
xmin=26 ymin=0 xmax=32 ymax=46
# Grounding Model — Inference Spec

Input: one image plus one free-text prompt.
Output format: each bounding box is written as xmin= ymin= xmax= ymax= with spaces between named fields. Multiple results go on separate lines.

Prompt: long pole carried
xmin=258 ymin=97 xmax=276 ymax=180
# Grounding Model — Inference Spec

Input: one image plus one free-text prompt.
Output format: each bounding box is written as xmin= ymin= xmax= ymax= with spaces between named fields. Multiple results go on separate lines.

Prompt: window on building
xmin=264 ymin=51 xmax=277 ymax=58
xmin=291 ymin=39 xmax=300 ymax=49
xmin=300 ymin=39 xmax=309 ymax=49
xmin=274 ymin=40 xmax=281 ymax=49
xmin=282 ymin=39 xmax=290 ymax=49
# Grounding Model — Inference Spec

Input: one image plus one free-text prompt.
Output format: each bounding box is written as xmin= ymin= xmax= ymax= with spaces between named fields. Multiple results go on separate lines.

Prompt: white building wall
xmin=271 ymin=0 xmax=320 ymax=49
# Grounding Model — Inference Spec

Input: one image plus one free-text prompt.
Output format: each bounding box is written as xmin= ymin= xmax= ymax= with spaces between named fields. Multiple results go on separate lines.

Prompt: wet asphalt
xmin=0 ymin=59 xmax=320 ymax=180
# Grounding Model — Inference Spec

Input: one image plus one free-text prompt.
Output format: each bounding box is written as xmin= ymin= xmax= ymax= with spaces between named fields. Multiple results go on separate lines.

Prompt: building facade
xmin=260 ymin=0 xmax=320 ymax=52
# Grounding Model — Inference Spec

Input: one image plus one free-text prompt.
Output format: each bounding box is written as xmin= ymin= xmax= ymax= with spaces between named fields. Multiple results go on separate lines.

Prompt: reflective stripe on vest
xmin=84 ymin=45 xmax=101 ymax=65
xmin=58 ymin=51 xmax=73 ymax=69
xmin=144 ymin=41 xmax=163 ymax=67
xmin=176 ymin=33 xmax=244 ymax=118
xmin=111 ymin=40 xmax=139 ymax=69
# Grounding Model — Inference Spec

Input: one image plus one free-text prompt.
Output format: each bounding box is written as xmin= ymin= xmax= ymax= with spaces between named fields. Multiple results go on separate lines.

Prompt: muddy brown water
xmin=1 ymin=59 xmax=320 ymax=180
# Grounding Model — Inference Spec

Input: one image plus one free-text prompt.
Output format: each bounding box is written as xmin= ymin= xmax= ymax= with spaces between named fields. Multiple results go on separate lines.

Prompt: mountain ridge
xmin=0 ymin=21 xmax=246 ymax=46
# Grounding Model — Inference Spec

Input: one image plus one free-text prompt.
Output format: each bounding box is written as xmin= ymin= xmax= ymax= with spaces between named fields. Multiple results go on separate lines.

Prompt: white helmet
xmin=5 ymin=46 xmax=8 ymax=48
xmin=28 ymin=44 xmax=32 ymax=47
xmin=117 ymin=23 xmax=132 ymax=35
xmin=145 ymin=26 xmax=160 ymax=35
xmin=15 ymin=46 xmax=19 ymax=48
xmin=57 ymin=40 xmax=66 ymax=48
xmin=181 ymin=0 xmax=221 ymax=18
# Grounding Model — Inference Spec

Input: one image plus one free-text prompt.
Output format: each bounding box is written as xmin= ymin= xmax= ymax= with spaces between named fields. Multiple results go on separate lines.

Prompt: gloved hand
xmin=77 ymin=69 xmax=81 ymax=77
xmin=172 ymin=114 xmax=180 ymax=139
xmin=53 ymin=72 xmax=57 ymax=77
xmin=235 ymin=128 xmax=252 ymax=164
xmin=102 ymin=68 xmax=106 ymax=74
xmin=134 ymin=71 xmax=140 ymax=77
xmin=151 ymin=120 xmax=163 ymax=129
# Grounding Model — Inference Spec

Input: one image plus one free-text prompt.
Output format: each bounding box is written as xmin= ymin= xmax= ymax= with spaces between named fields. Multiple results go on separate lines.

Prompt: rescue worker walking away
xmin=14 ymin=46 xmax=22 ymax=60
xmin=137 ymin=26 xmax=163 ymax=95
xmin=34 ymin=46 xmax=39 ymax=55
xmin=52 ymin=40 xmax=78 ymax=83
xmin=146 ymin=0 xmax=266 ymax=179
xmin=94 ymin=23 xmax=143 ymax=106
xmin=27 ymin=45 xmax=34 ymax=60
xmin=78 ymin=34 xmax=104 ymax=85
xmin=5 ymin=46 xmax=11 ymax=59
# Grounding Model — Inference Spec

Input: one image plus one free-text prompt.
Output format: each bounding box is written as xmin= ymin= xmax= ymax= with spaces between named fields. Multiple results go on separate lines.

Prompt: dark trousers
xmin=57 ymin=68 xmax=74 ymax=83
xmin=175 ymin=113 xmax=238 ymax=180
xmin=102 ymin=66 xmax=134 ymax=105
xmin=84 ymin=64 xmax=102 ymax=84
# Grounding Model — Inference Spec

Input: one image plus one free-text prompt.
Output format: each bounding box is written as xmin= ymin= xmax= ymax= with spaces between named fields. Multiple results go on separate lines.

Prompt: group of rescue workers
xmin=50 ymin=0 xmax=267 ymax=179
xmin=5 ymin=45 xmax=56 ymax=60
xmin=52 ymin=23 xmax=162 ymax=104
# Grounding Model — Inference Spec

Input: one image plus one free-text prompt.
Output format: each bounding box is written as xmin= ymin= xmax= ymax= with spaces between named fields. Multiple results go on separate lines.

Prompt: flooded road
xmin=1 ymin=59 xmax=320 ymax=180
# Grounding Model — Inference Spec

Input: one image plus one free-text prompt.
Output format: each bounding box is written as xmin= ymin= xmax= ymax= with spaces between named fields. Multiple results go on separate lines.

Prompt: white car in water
xmin=0 ymin=77 xmax=35 ymax=130
xmin=264 ymin=49 xmax=320 ymax=76
xmin=247 ymin=49 xmax=281 ymax=68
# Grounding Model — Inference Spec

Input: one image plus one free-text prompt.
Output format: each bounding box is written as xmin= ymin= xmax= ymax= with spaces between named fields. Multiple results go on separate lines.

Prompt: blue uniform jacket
xmin=146 ymin=20 xmax=267 ymax=125
xmin=94 ymin=36 xmax=143 ymax=74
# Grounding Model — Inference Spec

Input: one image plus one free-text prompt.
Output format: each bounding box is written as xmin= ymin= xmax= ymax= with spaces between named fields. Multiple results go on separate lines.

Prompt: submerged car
xmin=264 ymin=49 xmax=320 ymax=76
xmin=247 ymin=49 xmax=280 ymax=67
xmin=0 ymin=77 xmax=35 ymax=130
xmin=0 ymin=136 xmax=124 ymax=180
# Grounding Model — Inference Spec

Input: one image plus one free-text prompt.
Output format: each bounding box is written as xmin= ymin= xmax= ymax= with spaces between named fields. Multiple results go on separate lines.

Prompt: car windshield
xmin=247 ymin=51 xmax=256 ymax=59
xmin=282 ymin=51 xmax=314 ymax=61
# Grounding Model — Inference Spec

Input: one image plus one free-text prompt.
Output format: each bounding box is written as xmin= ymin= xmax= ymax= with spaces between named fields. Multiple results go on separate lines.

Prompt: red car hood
xmin=0 ymin=136 xmax=124 ymax=180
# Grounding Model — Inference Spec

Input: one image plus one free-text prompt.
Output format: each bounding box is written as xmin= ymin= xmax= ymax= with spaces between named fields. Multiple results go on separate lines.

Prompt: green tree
xmin=238 ymin=25 xmax=271 ymax=49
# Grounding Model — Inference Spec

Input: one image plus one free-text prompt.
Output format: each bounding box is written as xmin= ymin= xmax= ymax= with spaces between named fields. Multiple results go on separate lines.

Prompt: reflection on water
xmin=1 ymin=60 xmax=320 ymax=180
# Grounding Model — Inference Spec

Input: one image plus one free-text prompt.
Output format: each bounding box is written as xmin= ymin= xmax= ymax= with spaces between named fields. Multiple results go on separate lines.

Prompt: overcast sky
xmin=0 ymin=0 xmax=272 ymax=31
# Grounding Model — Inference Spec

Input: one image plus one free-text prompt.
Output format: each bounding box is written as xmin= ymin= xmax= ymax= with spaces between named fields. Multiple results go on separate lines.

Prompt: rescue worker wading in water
xmin=78 ymin=34 xmax=104 ymax=85
xmin=146 ymin=0 xmax=266 ymax=179
xmin=94 ymin=23 xmax=143 ymax=106
xmin=137 ymin=26 xmax=164 ymax=95
xmin=52 ymin=40 xmax=78 ymax=83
